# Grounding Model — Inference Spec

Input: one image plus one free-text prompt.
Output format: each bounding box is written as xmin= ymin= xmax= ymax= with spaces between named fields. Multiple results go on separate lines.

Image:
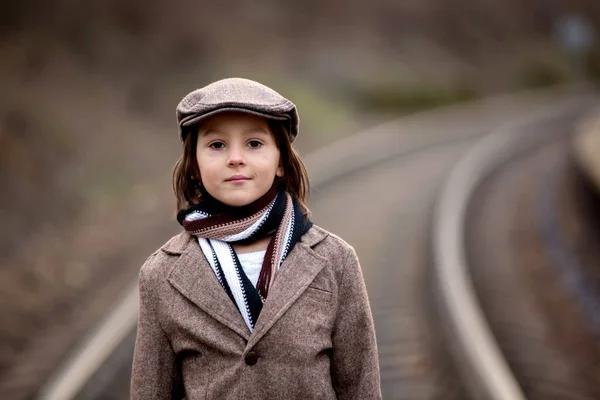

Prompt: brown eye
xmin=209 ymin=141 xmax=225 ymax=149
xmin=248 ymin=140 xmax=262 ymax=148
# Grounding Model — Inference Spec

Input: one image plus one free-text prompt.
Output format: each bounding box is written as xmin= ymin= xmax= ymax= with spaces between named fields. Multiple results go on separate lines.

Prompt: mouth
xmin=225 ymin=175 xmax=251 ymax=182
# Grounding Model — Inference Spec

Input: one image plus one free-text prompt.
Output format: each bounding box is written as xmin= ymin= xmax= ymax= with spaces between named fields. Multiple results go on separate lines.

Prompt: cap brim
xmin=180 ymin=107 xmax=291 ymax=141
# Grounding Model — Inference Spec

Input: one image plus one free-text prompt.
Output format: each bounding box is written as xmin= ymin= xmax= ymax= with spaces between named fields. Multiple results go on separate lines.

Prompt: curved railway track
xmin=36 ymin=88 xmax=600 ymax=399
xmin=456 ymin=101 xmax=600 ymax=399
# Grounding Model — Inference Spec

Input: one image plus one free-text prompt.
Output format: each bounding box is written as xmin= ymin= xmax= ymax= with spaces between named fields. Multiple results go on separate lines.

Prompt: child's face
xmin=196 ymin=112 xmax=283 ymax=207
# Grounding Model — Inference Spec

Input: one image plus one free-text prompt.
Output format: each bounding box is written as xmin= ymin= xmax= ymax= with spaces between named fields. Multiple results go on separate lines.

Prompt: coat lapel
xmin=165 ymin=232 xmax=251 ymax=340
xmin=246 ymin=226 xmax=329 ymax=350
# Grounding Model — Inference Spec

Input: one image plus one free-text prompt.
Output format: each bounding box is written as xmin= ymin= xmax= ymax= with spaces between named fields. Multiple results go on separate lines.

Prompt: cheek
xmin=196 ymin=159 xmax=219 ymax=183
xmin=196 ymin=152 xmax=215 ymax=170
xmin=261 ymin=155 xmax=282 ymax=176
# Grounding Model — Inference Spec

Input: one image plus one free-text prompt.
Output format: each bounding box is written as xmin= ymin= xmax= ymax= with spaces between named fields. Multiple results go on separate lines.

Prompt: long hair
xmin=172 ymin=119 xmax=310 ymax=215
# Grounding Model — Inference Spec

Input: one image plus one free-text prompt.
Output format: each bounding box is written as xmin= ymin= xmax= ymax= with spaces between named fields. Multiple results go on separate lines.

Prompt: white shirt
xmin=237 ymin=250 xmax=266 ymax=288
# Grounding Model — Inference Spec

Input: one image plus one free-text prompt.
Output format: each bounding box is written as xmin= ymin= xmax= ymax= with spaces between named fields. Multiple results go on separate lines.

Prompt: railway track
xmin=445 ymin=99 xmax=600 ymax=399
xmin=35 ymin=87 xmax=600 ymax=399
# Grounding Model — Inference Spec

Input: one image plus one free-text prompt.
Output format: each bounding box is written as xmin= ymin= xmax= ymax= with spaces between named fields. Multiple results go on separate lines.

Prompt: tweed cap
xmin=176 ymin=78 xmax=299 ymax=143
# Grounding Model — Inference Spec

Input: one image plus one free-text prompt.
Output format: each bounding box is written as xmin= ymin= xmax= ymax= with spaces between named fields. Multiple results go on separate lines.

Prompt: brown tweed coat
xmin=130 ymin=224 xmax=381 ymax=399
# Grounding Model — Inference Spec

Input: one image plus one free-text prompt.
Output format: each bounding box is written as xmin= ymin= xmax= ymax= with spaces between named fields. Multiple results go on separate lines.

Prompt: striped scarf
xmin=176 ymin=185 xmax=312 ymax=331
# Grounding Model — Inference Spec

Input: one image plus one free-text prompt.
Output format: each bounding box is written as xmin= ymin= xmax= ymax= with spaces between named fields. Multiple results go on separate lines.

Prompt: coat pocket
xmin=305 ymin=285 xmax=332 ymax=303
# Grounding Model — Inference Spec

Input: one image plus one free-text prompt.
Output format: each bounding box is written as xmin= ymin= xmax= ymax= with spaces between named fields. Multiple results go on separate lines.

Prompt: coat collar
xmin=163 ymin=226 xmax=329 ymax=344
xmin=165 ymin=234 xmax=250 ymax=339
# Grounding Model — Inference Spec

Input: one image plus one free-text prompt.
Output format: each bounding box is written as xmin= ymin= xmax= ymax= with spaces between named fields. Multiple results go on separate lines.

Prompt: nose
xmin=227 ymin=145 xmax=246 ymax=167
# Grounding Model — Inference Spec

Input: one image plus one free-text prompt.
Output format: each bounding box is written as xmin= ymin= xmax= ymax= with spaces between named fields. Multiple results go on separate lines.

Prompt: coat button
xmin=245 ymin=351 xmax=259 ymax=366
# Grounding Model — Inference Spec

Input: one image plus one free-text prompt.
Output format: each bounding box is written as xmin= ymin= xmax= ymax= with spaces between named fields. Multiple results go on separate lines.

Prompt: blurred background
xmin=2 ymin=0 xmax=600 ymax=399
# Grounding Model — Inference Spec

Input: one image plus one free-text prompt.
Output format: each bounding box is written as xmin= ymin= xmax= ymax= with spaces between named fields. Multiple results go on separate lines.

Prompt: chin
xmin=221 ymin=196 xmax=257 ymax=208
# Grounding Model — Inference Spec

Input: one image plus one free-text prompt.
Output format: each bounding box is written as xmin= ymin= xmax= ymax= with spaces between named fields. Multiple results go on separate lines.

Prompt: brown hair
xmin=172 ymin=120 xmax=310 ymax=214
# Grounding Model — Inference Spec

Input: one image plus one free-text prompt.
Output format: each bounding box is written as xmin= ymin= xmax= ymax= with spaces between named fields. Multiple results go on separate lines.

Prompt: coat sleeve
xmin=331 ymin=247 xmax=382 ymax=399
xmin=130 ymin=256 xmax=183 ymax=399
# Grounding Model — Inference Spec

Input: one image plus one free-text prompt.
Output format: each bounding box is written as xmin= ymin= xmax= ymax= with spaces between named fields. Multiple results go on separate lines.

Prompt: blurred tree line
xmin=2 ymin=0 xmax=600 ymax=81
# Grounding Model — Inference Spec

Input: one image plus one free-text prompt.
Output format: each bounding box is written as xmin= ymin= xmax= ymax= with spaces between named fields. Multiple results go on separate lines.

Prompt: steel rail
xmin=431 ymin=99 xmax=594 ymax=400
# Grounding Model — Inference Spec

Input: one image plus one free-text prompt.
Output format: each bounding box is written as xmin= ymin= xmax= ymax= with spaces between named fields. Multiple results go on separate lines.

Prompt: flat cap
xmin=176 ymin=77 xmax=299 ymax=142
